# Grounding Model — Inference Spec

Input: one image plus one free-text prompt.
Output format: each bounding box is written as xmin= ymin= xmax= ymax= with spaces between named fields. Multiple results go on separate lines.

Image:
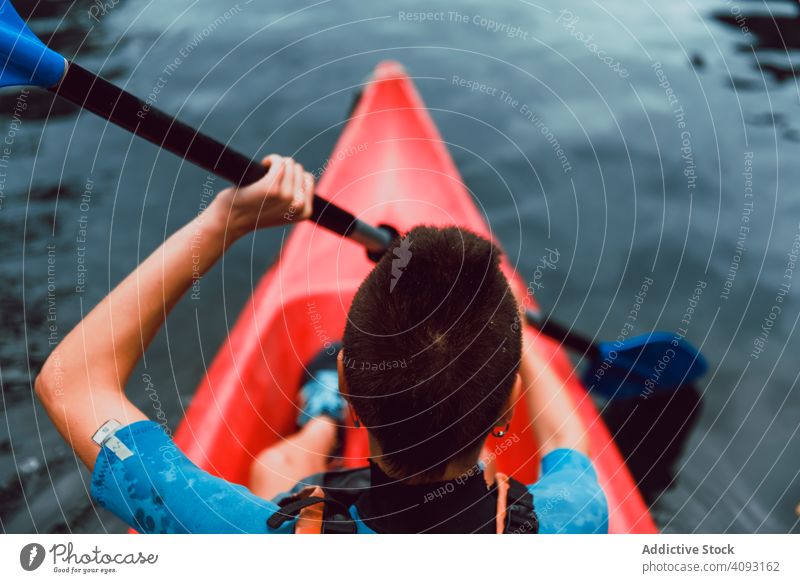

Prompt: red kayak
xmin=174 ymin=61 xmax=657 ymax=534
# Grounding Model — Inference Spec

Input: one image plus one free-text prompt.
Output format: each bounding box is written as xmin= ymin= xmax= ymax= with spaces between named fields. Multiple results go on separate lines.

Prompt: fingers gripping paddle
xmin=1 ymin=0 xmax=706 ymax=398
xmin=0 ymin=0 xmax=392 ymax=254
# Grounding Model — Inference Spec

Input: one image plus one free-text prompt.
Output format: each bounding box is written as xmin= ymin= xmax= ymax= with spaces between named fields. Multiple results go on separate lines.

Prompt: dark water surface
xmin=1 ymin=0 xmax=799 ymax=533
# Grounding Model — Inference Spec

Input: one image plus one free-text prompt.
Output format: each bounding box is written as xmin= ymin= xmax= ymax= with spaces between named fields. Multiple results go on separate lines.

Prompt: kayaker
xmin=36 ymin=155 xmax=608 ymax=534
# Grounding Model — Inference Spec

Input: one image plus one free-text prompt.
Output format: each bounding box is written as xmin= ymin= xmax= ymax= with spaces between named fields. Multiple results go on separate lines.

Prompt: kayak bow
xmin=175 ymin=62 xmax=658 ymax=534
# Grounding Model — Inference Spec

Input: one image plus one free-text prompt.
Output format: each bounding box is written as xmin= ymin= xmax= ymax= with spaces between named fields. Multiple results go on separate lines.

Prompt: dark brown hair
xmin=342 ymin=226 xmax=521 ymax=480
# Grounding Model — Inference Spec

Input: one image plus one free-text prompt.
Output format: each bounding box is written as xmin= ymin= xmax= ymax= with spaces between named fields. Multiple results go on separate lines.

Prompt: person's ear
xmin=338 ymin=349 xmax=362 ymax=428
xmin=337 ymin=349 xmax=349 ymax=399
xmin=499 ymin=373 xmax=522 ymax=425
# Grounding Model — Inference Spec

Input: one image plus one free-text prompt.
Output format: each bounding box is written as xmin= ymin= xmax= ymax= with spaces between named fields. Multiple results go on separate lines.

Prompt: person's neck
xmin=371 ymin=459 xmax=479 ymax=485
xmin=358 ymin=460 xmax=496 ymax=533
xmin=366 ymin=437 xmax=480 ymax=484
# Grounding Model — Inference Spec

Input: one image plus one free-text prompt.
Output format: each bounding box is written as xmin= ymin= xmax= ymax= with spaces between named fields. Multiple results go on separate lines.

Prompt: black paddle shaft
xmin=50 ymin=62 xmax=392 ymax=253
xmin=50 ymin=63 xmax=600 ymax=357
xmin=525 ymin=309 xmax=600 ymax=359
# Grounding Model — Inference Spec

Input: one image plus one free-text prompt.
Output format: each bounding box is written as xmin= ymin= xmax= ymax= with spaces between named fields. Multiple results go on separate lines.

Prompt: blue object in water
xmin=0 ymin=0 xmax=65 ymax=88
xmin=584 ymin=332 xmax=708 ymax=400
xmin=526 ymin=309 xmax=707 ymax=400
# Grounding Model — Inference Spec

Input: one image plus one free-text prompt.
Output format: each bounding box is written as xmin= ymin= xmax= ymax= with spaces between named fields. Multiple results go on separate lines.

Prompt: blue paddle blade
xmin=584 ymin=331 xmax=708 ymax=400
xmin=0 ymin=0 xmax=65 ymax=88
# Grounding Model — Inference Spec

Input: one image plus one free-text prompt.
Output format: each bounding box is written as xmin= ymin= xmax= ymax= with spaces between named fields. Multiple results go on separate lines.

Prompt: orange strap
xmin=295 ymin=486 xmax=326 ymax=534
xmin=494 ymin=472 xmax=510 ymax=534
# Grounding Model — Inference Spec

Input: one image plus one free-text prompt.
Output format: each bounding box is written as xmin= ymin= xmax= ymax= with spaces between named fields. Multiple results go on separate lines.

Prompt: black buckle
xmin=503 ymin=479 xmax=539 ymax=534
xmin=266 ymin=493 xmax=357 ymax=534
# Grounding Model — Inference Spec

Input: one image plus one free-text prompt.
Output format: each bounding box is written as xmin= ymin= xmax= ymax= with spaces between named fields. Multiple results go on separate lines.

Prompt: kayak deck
xmin=175 ymin=61 xmax=657 ymax=533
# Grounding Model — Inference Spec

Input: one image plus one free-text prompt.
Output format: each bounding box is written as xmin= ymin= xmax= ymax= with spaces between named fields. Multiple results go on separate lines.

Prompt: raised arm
xmin=520 ymin=328 xmax=590 ymax=457
xmin=35 ymin=156 xmax=314 ymax=469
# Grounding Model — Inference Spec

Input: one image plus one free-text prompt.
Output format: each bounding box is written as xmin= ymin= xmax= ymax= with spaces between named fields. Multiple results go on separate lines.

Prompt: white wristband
xmin=91 ymin=419 xmax=133 ymax=461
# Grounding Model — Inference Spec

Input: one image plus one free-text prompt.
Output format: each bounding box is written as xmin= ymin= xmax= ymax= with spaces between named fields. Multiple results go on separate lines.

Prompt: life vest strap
xmin=267 ymin=486 xmax=356 ymax=533
xmin=494 ymin=472 xmax=511 ymax=534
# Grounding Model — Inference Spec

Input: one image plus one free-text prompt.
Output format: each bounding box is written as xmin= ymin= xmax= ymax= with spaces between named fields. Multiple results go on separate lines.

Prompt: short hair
xmin=342 ymin=225 xmax=521 ymax=480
